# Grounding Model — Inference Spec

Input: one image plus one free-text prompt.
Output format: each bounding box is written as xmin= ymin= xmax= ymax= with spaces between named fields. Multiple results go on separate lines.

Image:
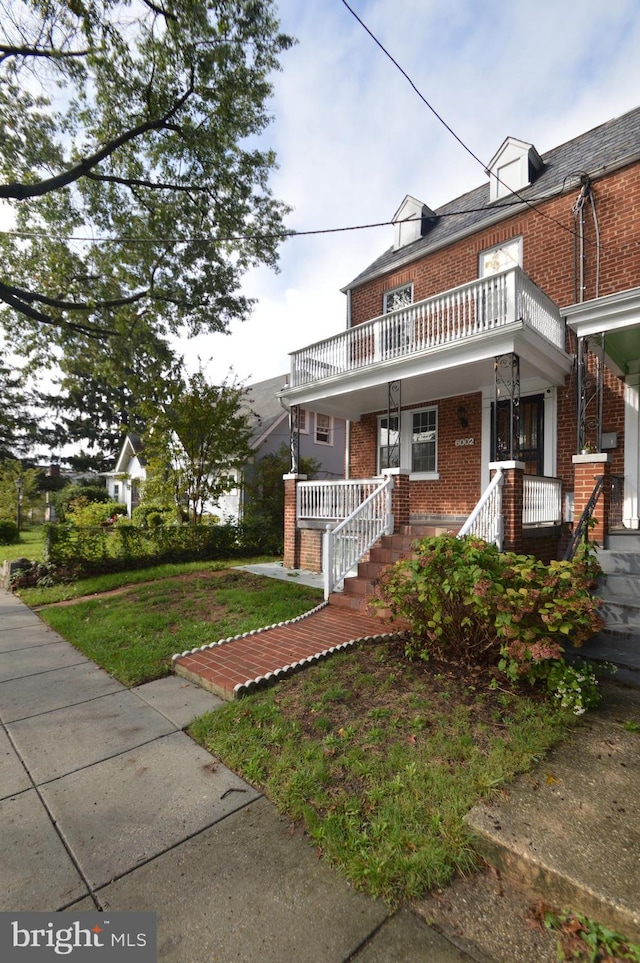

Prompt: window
xmin=113 ymin=483 xmax=120 ymax=500
xmin=379 ymin=415 xmax=400 ymax=470
xmin=383 ymin=283 xmax=413 ymax=314
xmin=295 ymin=408 xmax=308 ymax=433
xmin=479 ymin=238 xmax=522 ymax=277
xmin=377 ymin=406 xmax=438 ymax=476
xmin=315 ymin=413 xmax=333 ymax=445
xmin=411 ymin=409 xmax=437 ymax=473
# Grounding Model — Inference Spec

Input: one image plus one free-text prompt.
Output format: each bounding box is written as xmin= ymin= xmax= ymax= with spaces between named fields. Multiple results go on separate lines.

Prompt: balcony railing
xmin=290 ymin=266 xmax=564 ymax=388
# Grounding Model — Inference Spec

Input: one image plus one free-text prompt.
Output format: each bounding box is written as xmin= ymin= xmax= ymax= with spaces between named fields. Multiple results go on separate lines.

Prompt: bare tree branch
xmin=0 ymin=281 xmax=118 ymax=338
xmin=0 ymin=75 xmax=195 ymax=201
xmin=0 ymin=43 xmax=92 ymax=63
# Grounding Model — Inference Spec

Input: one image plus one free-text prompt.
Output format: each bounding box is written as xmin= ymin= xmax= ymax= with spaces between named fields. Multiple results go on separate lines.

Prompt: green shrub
xmin=375 ymin=534 xmax=605 ymax=714
xmin=131 ymin=502 xmax=177 ymax=528
xmin=0 ymin=519 xmax=19 ymax=545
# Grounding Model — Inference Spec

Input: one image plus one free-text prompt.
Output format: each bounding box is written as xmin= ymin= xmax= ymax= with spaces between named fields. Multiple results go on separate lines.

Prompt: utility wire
xmin=339 ymin=0 xmax=591 ymax=245
xmin=0 ymin=190 xmax=570 ymax=245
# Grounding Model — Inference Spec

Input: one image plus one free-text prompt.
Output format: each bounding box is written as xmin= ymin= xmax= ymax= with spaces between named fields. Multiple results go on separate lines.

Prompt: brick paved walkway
xmin=172 ymin=602 xmax=405 ymax=700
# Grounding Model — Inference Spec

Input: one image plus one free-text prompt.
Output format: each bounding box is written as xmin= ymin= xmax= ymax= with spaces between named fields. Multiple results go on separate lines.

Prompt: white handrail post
xmin=385 ymin=473 xmax=394 ymax=534
xmin=323 ymin=524 xmax=333 ymax=600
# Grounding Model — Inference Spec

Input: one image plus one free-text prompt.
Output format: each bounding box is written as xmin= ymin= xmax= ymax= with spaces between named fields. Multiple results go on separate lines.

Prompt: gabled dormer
xmin=486 ymin=137 xmax=543 ymax=202
xmin=392 ymin=195 xmax=436 ymax=250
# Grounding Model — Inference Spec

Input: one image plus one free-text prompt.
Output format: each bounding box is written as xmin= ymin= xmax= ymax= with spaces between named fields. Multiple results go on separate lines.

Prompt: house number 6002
xmin=455 ymin=438 xmax=475 ymax=446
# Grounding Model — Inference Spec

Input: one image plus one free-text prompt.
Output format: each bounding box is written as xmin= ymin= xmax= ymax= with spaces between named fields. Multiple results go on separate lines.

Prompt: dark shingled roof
xmin=345 ymin=104 xmax=640 ymax=291
xmin=242 ymin=373 xmax=289 ymax=445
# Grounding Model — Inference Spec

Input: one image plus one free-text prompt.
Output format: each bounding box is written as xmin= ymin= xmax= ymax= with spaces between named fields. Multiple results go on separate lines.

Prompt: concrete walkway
xmin=0 ymin=587 xmax=476 ymax=962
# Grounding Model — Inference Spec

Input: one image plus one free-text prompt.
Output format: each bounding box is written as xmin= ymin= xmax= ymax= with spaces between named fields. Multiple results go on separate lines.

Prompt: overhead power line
xmin=339 ymin=0 xmax=589 ymax=245
xmin=0 ymin=190 xmax=570 ymax=246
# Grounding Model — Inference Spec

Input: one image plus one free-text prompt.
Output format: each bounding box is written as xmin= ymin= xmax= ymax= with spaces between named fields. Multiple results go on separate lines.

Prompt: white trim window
xmin=297 ymin=408 xmax=308 ymax=434
xmin=479 ymin=237 xmax=522 ymax=277
xmin=383 ymin=282 xmax=413 ymax=314
xmin=315 ymin=412 xmax=333 ymax=446
xmin=377 ymin=406 xmax=438 ymax=477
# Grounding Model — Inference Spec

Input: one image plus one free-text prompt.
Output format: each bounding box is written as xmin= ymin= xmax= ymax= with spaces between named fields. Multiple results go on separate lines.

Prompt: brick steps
xmin=328 ymin=524 xmax=458 ymax=618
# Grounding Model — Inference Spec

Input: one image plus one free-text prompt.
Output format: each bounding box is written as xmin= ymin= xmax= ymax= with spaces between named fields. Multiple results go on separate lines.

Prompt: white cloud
xmin=181 ymin=0 xmax=640 ymax=385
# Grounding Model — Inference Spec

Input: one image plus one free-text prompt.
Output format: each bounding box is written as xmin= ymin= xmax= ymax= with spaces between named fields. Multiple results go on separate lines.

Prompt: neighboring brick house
xmin=279 ymin=106 xmax=640 ymax=592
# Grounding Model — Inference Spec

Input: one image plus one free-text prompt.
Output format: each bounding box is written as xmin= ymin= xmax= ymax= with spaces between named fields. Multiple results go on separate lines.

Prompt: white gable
xmin=392 ymin=195 xmax=435 ymax=250
xmin=486 ymin=137 xmax=543 ymax=202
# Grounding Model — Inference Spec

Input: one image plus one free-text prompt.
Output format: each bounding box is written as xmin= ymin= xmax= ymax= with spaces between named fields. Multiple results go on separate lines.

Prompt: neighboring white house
xmin=104 ymin=375 xmax=346 ymax=521
xmin=103 ymin=434 xmax=146 ymax=516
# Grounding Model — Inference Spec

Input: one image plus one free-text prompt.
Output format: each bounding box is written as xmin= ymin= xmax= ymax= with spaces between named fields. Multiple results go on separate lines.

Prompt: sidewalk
xmin=0 ymin=587 xmax=477 ymax=962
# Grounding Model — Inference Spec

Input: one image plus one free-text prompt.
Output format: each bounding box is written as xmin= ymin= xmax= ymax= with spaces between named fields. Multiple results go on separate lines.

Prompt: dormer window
xmin=392 ymin=195 xmax=436 ymax=250
xmin=486 ymin=137 xmax=543 ymax=202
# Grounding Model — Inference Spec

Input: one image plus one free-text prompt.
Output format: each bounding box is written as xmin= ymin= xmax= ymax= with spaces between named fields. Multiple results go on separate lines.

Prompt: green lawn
xmin=190 ymin=638 xmax=576 ymax=904
xmin=25 ymin=560 xmax=576 ymax=908
xmin=0 ymin=526 xmax=46 ymax=563
xmin=38 ymin=569 xmax=323 ymax=686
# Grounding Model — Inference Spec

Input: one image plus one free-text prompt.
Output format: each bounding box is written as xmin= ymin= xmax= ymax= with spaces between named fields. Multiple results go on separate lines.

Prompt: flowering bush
xmin=374 ymin=534 xmax=605 ymax=713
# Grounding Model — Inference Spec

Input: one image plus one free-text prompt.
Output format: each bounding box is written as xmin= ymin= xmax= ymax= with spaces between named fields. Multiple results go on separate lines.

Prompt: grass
xmin=23 ymin=561 xmax=576 ymax=907
xmin=0 ymin=526 xmax=46 ymax=563
xmin=37 ymin=569 xmax=323 ymax=686
xmin=190 ymin=637 xmax=577 ymax=905
xmin=17 ymin=555 xmax=276 ymax=607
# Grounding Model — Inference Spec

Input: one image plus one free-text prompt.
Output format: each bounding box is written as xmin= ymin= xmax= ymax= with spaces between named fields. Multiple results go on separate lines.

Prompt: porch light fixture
xmin=457 ymin=406 xmax=469 ymax=428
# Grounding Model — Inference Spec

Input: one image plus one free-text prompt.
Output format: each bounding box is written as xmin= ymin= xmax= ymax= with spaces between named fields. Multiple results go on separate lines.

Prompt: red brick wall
xmin=350 ymin=164 xmax=640 ymax=326
xmin=348 ymin=162 xmax=634 ymax=513
xmin=349 ymin=392 xmax=483 ymax=516
xmin=299 ymin=529 xmax=323 ymax=573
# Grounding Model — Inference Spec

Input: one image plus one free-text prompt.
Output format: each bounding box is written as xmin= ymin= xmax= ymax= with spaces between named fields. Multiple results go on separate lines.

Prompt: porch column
xmin=572 ymin=454 xmax=612 ymax=543
xmin=624 ymin=372 xmax=640 ymax=528
xmin=491 ymin=460 xmax=525 ymax=554
xmin=384 ymin=468 xmax=410 ymax=531
xmin=283 ymin=473 xmax=307 ymax=570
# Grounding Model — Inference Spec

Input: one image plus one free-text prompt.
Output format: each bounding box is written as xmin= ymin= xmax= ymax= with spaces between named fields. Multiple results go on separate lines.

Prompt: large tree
xmin=0 ymin=0 xmax=293 ymax=454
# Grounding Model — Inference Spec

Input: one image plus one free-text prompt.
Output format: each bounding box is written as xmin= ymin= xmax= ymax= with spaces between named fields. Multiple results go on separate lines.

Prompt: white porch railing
xmin=297 ymin=478 xmax=384 ymax=521
xmin=323 ymin=475 xmax=394 ymax=599
xmin=522 ymin=475 xmax=562 ymax=525
xmin=290 ymin=267 xmax=564 ymax=388
xmin=457 ymin=469 xmax=504 ymax=549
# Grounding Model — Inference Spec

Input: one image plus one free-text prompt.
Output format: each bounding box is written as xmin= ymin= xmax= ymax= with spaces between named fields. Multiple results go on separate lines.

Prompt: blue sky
xmin=184 ymin=0 xmax=640 ymax=388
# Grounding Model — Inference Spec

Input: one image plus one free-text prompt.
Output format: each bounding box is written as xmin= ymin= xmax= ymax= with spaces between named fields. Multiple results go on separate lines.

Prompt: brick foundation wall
xmin=299 ymin=529 xmax=323 ymax=573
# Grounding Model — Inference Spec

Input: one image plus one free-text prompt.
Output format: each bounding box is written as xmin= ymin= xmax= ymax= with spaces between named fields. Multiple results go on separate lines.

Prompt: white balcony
xmin=282 ymin=267 xmax=571 ymax=420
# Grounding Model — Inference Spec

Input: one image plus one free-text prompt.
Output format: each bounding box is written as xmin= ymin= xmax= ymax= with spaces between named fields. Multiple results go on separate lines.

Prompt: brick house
xmin=279 ymin=106 xmax=640 ymax=599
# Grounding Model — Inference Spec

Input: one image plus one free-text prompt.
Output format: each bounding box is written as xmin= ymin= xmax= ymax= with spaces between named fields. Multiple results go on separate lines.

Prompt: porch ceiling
xmin=279 ymin=323 xmax=572 ymax=420
xmin=565 ymin=285 xmax=640 ymax=375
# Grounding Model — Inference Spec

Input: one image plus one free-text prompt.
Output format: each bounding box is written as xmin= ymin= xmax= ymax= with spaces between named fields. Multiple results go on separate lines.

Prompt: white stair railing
xmin=323 ymin=475 xmax=394 ymax=599
xmin=457 ymin=469 xmax=504 ymax=549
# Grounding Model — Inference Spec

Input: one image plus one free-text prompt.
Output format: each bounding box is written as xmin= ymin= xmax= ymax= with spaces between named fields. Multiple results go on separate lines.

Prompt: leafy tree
xmin=242 ymin=442 xmax=319 ymax=551
xmin=0 ymin=458 xmax=41 ymax=525
xmin=144 ymin=370 xmax=255 ymax=524
xmin=0 ymin=0 xmax=293 ymax=452
xmin=0 ymin=350 xmax=54 ymax=457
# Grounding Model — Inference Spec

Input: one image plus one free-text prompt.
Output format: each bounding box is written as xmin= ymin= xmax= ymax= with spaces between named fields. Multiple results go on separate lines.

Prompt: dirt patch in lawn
xmin=37 ymin=567 xmax=257 ymax=608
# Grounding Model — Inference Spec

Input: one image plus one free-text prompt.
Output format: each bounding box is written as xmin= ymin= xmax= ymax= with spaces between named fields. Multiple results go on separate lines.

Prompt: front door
xmin=492 ymin=394 xmax=544 ymax=475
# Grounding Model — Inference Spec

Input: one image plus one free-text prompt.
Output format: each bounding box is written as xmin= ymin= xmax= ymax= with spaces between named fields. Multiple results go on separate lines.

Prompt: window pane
xmin=379 ymin=416 xmax=400 ymax=469
xmin=411 ymin=410 xmax=436 ymax=472
xmin=384 ymin=285 xmax=412 ymax=313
